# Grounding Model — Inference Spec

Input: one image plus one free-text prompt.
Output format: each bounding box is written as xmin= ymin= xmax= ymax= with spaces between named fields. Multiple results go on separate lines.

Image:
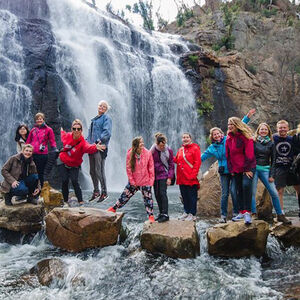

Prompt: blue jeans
xmin=251 ymin=169 xmax=283 ymax=215
xmin=220 ymin=174 xmax=239 ymax=216
xmin=233 ymin=172 xmax=253 ymax=212
xmin=10 ymin=174 xmax=39 ymax=197
xmin=179 ymin=185 xmax=198 ymax=216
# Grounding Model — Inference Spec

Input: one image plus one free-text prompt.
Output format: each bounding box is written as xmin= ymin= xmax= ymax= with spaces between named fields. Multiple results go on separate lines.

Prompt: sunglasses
xmin=72 ymin=127 xmax=82 ymax=131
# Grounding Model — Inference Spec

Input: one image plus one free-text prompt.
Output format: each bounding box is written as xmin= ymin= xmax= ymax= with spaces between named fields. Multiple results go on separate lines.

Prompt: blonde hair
xmin=254 ymin=123 xmax=273 ymax=141
xmin=228 ymin=117 xmax=253 ymax=139
xmin=276 ymin=120 xmax=289 ymax=128
xmin=22 ymin=144 xmax=34 ymax=151
xmin=34 ymin=112 xmax=45 ymax=121
xmin=297 ymin=124 xmax=300 ymax=134
xmin=71 ymin=119 xmax=83 ymax=129
xmin=209 ymin=127 xmax=224 ymax=142
xmin=130 ymin=136 xmax=143 ymax=172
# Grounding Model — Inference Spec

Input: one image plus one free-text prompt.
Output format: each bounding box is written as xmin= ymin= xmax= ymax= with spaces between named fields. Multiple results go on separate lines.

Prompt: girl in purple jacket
xmin=150 ymin=133 xmax=175 ymax=222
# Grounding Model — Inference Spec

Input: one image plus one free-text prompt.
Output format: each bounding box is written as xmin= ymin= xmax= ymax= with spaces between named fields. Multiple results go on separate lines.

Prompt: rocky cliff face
xmin=165 ymin=0 xmax=300 ymax=133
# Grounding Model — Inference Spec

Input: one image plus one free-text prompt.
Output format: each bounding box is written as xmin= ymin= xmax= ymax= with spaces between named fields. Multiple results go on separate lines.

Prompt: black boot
xmin=4 ymin=193 xmax=13 ymax=206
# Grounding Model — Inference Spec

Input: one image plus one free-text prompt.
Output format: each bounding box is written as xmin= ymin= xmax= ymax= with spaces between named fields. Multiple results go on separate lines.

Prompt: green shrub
xmin=188 ymin=55 xmax=199 ymax=68
xmin=176 ymin=7 xmax=194 ymax=27
xmin=196 ymin=100 xmax=214 ymax=117
xmin=246 ymin=63 xmax=257 ymax=75
xmin=262 ymin=8 xmax=277 ymax=18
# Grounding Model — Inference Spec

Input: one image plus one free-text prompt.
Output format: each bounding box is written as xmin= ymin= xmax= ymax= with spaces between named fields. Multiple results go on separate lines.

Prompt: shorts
xmin=274 ymin=167 xmax=300 ymax=188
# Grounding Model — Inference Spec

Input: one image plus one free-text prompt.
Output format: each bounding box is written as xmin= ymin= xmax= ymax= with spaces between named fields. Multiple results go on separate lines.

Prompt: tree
xmin=126 ymin=0 xmax=154 ymax=30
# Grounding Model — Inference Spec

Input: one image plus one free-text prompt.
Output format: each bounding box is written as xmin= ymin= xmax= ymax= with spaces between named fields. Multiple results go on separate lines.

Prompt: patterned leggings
xmin=113 ymin=183 xmax=153 ymax=216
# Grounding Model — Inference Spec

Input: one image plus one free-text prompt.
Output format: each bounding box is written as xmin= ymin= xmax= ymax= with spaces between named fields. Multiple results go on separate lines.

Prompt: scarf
xmin=150 ymin=143 xmax=170 ymax=171
xmin=20 ymin=154 xmax=32 ymax=179
xmin=257 ymin=135 xmax=271 ymax=145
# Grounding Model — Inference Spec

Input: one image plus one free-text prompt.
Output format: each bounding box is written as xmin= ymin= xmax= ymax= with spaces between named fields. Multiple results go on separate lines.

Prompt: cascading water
xmin=47 ymin=0 xmax=201 ymax=190
xmin=1 ymin=2 xmax=300 ymax=299
xmin=0 ymin=10 xmax=32 ymax=166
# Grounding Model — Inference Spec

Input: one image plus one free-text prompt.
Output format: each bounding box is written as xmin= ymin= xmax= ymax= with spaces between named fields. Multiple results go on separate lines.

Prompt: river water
xmin=0 ymin=189 xmax=299 ymax=299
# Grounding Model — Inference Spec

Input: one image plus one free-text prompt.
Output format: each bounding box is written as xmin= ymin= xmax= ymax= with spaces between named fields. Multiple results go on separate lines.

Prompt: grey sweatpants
xmin=89 ymin=151 xmax=107 ymax=194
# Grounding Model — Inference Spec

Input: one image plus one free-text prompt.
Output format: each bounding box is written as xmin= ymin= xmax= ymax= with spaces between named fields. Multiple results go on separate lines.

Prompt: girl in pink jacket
xmin=108 ymin=137 xmax=155 ymax=222
xmin=27 ymin=112 xmax=56 ymax=187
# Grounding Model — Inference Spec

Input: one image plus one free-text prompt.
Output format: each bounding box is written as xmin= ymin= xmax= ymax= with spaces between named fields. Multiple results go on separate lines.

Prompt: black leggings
xmin=60 ymin=164 xmax=82 ymax=203
xmin=33 ymin=154 xmax=48 ymax=187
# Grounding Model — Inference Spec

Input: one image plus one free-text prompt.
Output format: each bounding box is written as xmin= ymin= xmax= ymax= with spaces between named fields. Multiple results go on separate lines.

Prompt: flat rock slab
xmin=140 ymin=220 xmax=200 ymax=259
xmin=271 ymin=217 xmax=300 ymax=247
xmin=207 ymin=220 xmax=269 ymax=258
xmin=45 ymin=207 xmax=124 ymax=252
xmin=0 ymin=201 xmax=44 ymax=233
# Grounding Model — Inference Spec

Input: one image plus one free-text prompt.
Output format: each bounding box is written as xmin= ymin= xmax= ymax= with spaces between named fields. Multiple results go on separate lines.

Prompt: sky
xmin=94 ymin=0 xmax=205 ymax=27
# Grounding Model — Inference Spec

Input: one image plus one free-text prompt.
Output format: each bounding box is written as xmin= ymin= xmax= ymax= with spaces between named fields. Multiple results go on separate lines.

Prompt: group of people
xmin=1 ymin=101 xmax=300 ymax=226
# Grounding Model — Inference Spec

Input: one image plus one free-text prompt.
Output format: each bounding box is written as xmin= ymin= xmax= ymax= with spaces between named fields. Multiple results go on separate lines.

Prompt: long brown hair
xmin=130 ymin=136 xmax=143 ymax=172
xmin=228 ymin=117 xmax=253 ymax=139
xmin=254 ymin=123 xmax=273 ymax=141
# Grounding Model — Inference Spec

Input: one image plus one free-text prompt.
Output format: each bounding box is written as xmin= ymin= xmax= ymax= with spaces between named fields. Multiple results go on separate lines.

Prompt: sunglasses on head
xmin=72 ymin=127 xmax=82 ymax=131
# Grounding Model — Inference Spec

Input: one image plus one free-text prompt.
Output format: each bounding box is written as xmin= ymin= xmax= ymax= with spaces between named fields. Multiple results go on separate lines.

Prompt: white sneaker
xmin=185 ymin=213 xmax=194 ymax=221
xmin=178 ymin=212 xmax=188 ymax=220
xmin=232 ymin=213 xmax=244 ymax=222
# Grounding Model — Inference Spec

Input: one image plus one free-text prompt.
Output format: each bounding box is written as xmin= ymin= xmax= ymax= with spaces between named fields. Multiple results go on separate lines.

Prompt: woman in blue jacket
xmin=201 ymin=110 xmax=254 ymax=223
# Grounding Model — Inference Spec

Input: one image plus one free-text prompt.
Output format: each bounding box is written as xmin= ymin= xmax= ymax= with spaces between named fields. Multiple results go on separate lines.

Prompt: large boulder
xmin=140 ymin=220 xmax=200 ymax=259
xmin=207 ymin=220 xmax=269 ymax=257
xmin=270 ymin=217 xmax=300 ymax=247
xmin=0 ymin=201 xmax=44 ymax=233
xmin=197 ymin=162 xmax=273 ymax=220
xmin=30 ymin=258 xmax=68 ymax=286
xmin=41 ymin=181 xmax=63 ymax=211
xmin=45 ymin=207 xmax=124 ymax=252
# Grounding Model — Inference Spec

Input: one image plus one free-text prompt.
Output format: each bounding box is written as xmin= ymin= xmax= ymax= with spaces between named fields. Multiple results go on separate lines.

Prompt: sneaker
xmin=244 ymin=212 xmax=252 ymax=225
xmin=107 ymin=206 xmax=116 ymax=213
xmin=155 ymin=214 xmax=161 ymax=221
xmin=27 ymin=196 xmax=39 ymax=205
xmin=78 ymin=202 xmax=84 ymax=207
xmin=277 ymin=214 xmax=292 ymax=225
xmin=97 ymin=193 xmax=109 ymax=203
xmin=4 ymin=194 xmax=13 ymax=206
xmin=178 ymin=212 xmax=188 ymax=220
xmin=232 ymin=213 xmax=244 ymax=222
xmin=219 ymin=215 xmax=227 ymax=223
xmin=89 ymin=192 xmax=100 ymax=202
xmin=185 ymin=214 xmax=194 ymax=221
xmin=158 ymin=214 xmax=169 ymax=223
xmin=148 ymin=215 xmax=155 ymax=223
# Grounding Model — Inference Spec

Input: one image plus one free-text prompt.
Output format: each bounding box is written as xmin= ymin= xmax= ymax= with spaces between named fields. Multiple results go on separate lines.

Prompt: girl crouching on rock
xmin=59 ymin=119 xmax=102 ymax=206
xmin=226 ymin=117 xmax=256 ymax=224
xmin=108 ymin=137 xmax=155 ymax=222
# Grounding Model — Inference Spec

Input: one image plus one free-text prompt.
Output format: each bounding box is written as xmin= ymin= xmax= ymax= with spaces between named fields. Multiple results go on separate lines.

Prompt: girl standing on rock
xmin=108 ymin=137 xmax=155 ymax=223
xmin=251 ymin=123 xmax=291 ymax=225
xmin=226 ymin=117 xmax=256 ymax=225
xmin=26 ymin=113 xmax=57 ymax=187
xmin=174 ymin=133 xmax=201 ymax=221
xmin=150 ymin=132 xmax=175 ymax=223
xmin=201 ymin=109 xmax=255 ymax=223
xmin=15 ymin=124 xmax=30 ymax=153
xmin=59 ymin=119 xmax=102 ymax=206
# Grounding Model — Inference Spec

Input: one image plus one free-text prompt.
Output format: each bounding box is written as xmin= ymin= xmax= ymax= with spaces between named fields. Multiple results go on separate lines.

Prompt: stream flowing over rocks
xmin=1 ymin=0 xmax=300 ymax=299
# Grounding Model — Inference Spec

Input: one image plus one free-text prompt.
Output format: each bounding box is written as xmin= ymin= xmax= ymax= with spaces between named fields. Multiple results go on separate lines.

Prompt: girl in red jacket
xmin=226 ymin=117 xmax=256 ymax=224
xmin=108 ymin=137 xmax=155 ymax=222
xmin=174 ymin=133 xmax=201 ymax=221
xmin=27 ymin=112 xmax=57 ymax=187
xmin=59 ymin=119 xmax=102 ymax=205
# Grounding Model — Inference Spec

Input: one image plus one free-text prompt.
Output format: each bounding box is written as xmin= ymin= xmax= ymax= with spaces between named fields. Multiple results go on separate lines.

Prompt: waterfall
xmin=47 ymin=0 xmax=201 ymax=191
xmin=0 ymin=10 xmax=32 ymax=165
